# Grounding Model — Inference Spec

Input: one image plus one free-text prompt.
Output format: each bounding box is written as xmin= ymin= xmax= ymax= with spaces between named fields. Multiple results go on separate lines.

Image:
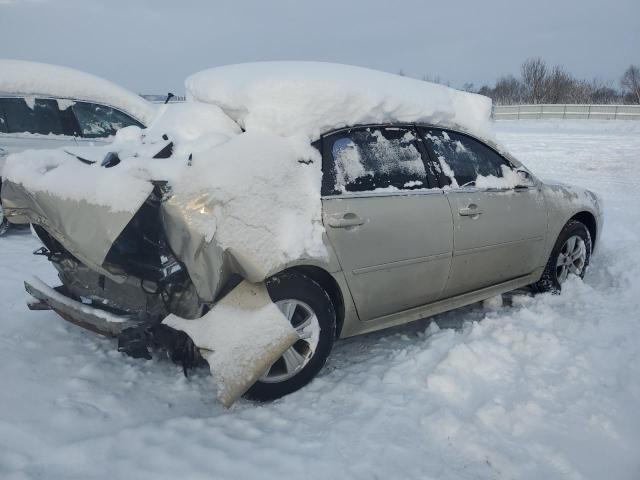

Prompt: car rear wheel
xmin=0 ymin=203 xmax=9 ymax=237
xmin=244 ymin=272 xmax=336 ymax=401
xmin=532 ymin=219 xmax=591 ymax=293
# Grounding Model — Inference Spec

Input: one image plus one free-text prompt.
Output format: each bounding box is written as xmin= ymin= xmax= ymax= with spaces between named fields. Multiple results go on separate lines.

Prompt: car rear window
xmin=0 ymin=97 xmax=64 ymax=135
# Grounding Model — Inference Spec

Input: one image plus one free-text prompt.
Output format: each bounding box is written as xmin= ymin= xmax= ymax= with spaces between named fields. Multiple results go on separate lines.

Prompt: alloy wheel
xmin=556 ymin=234 xmax=587 ymax=283
xmin=259 ymin=299 xmax=321 ymax=383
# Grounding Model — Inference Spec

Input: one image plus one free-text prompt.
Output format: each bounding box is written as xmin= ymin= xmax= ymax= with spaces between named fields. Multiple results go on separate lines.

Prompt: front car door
xmin=0 ymin=97 xmax=78 ymax=160
xmin=69 ymin=101 xmax=144 ymax=147
xmin=321 ymin=125 xmax=453 ymax=322
xmin=419 ymin=127 xmax=547 ymax=297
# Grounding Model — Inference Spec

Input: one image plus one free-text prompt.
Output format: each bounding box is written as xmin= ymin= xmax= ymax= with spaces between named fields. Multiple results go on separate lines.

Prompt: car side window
xmin=0 ymin=97 xmax=64 ymax=135
xmin=71 ymin=102 xmax=142 ymax=138
xmin=420 ymin=127 xmax=512 ymax=188
xmin=322 ymin=126 xmax=430 ymax=195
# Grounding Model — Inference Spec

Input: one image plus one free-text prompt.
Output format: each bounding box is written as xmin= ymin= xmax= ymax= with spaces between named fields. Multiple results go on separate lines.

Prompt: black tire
xmin=244 ymin=272 xmax=336 ymax=401
xmin=532 ymin=219 xmax=592 ymax=293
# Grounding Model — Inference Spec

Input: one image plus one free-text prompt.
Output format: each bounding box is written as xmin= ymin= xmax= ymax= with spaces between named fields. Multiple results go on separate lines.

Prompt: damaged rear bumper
xmin=24 ymin=276 xmax=140 ymax=337
xmin=25 ymin=276 xmax=299 ymax=407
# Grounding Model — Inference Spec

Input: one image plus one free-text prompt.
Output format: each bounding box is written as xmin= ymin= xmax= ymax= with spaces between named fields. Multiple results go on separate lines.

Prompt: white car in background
xmin=0 ymin=59 xmax=156 ymax=235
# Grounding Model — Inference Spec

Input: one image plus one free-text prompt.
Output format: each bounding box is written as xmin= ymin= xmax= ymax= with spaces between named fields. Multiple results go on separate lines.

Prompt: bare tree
xmin=493 ymin=75 xmax=523 ymax=105
xmin=620 ymin=65 xmax=640 ymax=104
xmin=545 ymin=65 xmax=576 ymax=103
xmin=476 ymin=58 xmax=640 ymax=105
xmin=416 ymin=57 xmax=629 ymax=106
xmin=588 ymin=79 xmax=621 ymax=104
xmin=521 ymin=57 xmax=548 ymax=104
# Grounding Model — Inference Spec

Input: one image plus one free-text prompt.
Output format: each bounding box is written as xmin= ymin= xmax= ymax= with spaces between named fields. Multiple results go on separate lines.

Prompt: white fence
xmin=493 ymin=104 xmax=640 ymax=120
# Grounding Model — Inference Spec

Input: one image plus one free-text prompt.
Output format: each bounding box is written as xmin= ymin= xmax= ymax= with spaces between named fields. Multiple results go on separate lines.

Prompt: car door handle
xmin=458 ymin=204 xmax=483 ymax=216
xmin=328 ymin=213 xmax=365 ymax=228
xmin=0 ymin=147 xmax=7 ymax=158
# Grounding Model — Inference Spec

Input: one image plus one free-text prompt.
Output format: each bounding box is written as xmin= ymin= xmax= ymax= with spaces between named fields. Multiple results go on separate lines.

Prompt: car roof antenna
xmin=164 ymin=92 xmax=175 ymax=104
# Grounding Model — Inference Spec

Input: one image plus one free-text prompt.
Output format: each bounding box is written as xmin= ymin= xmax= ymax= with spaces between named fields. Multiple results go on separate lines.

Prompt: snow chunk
xmin=56 ymin=98 xmax=75 ymax=111
xmin=167 ymin=130 xmax=327 ymax=280
xmin=1 ymin=148 xmax=154 ymax=213
xmin=475 ymin=165 xmax=524 ymax=189
xmin=147 ymin=102 xmax=241 ymax=143
xmin=0 ymin=59 xmax=156 ymax=125
xmin=186 ymin=62 xmax=493 ymax=141
xmin=163 ymin=281 xmax=298 ymax=407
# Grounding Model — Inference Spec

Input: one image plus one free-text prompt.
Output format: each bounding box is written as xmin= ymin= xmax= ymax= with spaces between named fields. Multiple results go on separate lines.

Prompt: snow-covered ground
xmin=1 ymin=120 xmax=639 ymax=480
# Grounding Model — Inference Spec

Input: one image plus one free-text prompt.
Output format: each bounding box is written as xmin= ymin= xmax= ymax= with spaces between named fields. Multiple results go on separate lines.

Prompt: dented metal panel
xmin=160 ymin=193 xmax=232 ymax=302
xmin=2 ymin=177 xmax=282 ymax=305
xmin=1 ymin=179 xmax=151 ymax=283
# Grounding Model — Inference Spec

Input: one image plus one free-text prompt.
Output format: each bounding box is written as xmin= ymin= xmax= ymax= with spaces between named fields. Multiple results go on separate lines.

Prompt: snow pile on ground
xmin=0 ymin=59 xmax=156 ymax=125
xmin=0 ymin=120 xmax=638 ymax=479
xmin=186 ymin=62 xmax=493 ymax=141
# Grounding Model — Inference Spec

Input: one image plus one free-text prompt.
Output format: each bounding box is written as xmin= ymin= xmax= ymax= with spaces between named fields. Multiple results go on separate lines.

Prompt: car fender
xmin=540 ymin=182 xmax=603 ymax=265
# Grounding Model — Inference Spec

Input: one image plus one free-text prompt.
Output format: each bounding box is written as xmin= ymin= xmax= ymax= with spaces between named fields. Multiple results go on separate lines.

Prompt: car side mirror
xmin=515 ymin=168 xmax=535 ymax=188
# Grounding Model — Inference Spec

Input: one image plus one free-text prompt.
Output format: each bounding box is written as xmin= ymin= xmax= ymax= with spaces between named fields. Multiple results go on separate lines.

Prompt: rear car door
xmin=419 ymin=127 xmax=547 ymax=297
xmin=321 ymin=125 xmax=453 ymax=322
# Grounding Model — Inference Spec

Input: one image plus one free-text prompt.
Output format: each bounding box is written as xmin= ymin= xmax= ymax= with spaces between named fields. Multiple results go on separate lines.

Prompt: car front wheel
xmin=244 ymin=272 xmax=336 ymax=401
xmin=533 ymin=219 xmax=592 ymax=293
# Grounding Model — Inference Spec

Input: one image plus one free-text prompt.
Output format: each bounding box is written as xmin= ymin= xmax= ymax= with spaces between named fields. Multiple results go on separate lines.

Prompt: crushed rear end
xmin=1 ymin=171 xmax=298 ymax=406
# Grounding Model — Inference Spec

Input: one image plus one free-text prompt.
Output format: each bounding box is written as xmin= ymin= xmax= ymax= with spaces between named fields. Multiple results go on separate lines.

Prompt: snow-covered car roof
xmin=0 ymin=59 xmax=156 ymax=125
xmin=185 ymin=61 xmax=493 ymax=141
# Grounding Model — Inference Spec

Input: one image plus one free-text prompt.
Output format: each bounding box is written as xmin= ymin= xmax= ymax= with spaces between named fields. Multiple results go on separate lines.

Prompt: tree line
xmin=407 ymin=58 xmax=640 ymax=105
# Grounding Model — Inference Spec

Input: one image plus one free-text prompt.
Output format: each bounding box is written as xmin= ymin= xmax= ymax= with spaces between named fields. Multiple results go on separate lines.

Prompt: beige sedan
xmin=3 ymin=122 xmax=602 ymax=401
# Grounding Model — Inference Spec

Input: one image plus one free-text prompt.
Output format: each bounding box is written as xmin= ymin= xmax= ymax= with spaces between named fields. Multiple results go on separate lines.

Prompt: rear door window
xmin=71 ymin=102 xmax=142 ymax=138
xmin=322 ymin=126 xmax=431 ymax=195
xmin=0 ymin=97 xmax=64 ymax=135
xmin=419 ymin=127 xmax=512 ymax=187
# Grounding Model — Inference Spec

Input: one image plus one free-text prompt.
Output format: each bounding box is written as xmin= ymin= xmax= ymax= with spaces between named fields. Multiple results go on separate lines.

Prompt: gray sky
xmin=1 ymin=0 xmax=638 ymax=95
